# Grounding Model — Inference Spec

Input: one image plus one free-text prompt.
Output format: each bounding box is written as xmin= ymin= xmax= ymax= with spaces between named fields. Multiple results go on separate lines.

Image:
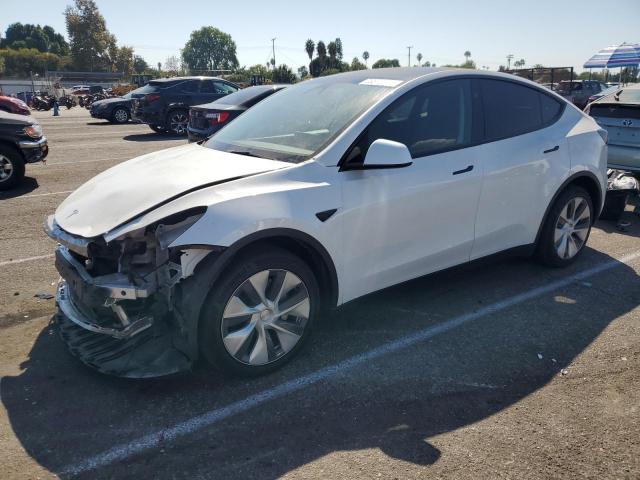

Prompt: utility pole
xmin=271 ymin=38 xmax=277 ymax=70
xmin=407 ymin=46 xmax=413 ymax=67
xmin=506 ymin=54 xmax=514 ymax=70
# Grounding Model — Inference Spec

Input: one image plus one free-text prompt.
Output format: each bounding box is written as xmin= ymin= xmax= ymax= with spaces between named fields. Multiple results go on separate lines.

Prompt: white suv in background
xmin=45 ymin=68 xmax=607 ymax=378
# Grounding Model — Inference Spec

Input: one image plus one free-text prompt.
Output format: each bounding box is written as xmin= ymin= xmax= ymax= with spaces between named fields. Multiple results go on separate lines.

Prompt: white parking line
xmin=11 ymin=190 xmax=73 ymax=199
xmin=60 ymin=249 xmax=640 ymax=476
xmin=0 ymin=254 xmax=54 ymax=267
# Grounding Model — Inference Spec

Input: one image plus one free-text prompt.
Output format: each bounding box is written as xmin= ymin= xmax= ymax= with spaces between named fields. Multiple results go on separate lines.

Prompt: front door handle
xmin=544 ymin=145 xmax=559 ymax=154
xmin=453 ymin=165 xmax=474 ymax=175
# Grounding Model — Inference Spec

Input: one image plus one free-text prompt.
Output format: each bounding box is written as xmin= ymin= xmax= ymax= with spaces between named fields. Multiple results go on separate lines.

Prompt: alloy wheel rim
xmin=170 ymin=113 xmax=188 ymax=134
xmin=114 ymin=109 xmax=128 ymax=122
xmin=0 ymin=154 xmax=13 ymax=182
xmin=554 ymin=196 xmax=591 ymax=259
xmin=220 ymin=269 xmax=310 ymax=366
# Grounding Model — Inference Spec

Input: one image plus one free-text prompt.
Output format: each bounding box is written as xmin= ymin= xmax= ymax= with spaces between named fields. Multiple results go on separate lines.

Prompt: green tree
xmin=0 ymin=48 xmax=67 ymax=77
xmin=417 ymin=52 xmax=423 ymax=65
xmin=133 ymin=55 xmax=148 ymax=74
xmin=327 ymin=41 xmax=337 ymax=62
xmin=64 ymin=0 xmax=115 ymax=71
xmin=372 ymin=58 xmax=400 ymax=68
xmin=350 ymin=57 xmax=366 ymax=71
xmin=181 ymin=26 xmax=239 ymax=74
xmin=335 ymin=38 xmax=343 ymax=60
xmin=1 ymin=23 xmax=69 ymax=56
xmin=272 ymin=64 xmax=296 ymax=83
xmin=297 ymin=65 xmax=309 ymax=79
xmin=464 ymin=50 xmax=471 ymax=62
xmin=305 ymin=39 xmax=315 ymax=61
xmin=362 ymin=51 xmax=369 ymax=67
xmin=316 ymin=41 xmax=327 ymax=59
xmin=114 ymin=46 xmax=134 ymax=75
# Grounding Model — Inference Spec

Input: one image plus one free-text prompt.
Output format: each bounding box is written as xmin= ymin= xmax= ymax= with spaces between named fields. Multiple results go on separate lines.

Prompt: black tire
xmin=0 ymin=146 xmax=26 ymax=191
xmin=198 ymin=247 xmax=321 ymax=377
xmin=111 ymin=107 xmax=130 ymax=124
xmin=165 ymin=109 xmax=189 ymax=135
xmin=536 ymin=185 xmax=594 ymax=267
xmin=149 ymin=124 xmax=166 ymax=134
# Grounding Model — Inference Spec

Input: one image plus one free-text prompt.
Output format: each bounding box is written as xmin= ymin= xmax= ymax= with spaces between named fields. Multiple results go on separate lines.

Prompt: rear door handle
xmin=544 ymin=145 xmax=559 ymax=154
xmin=453 ymin=165 xmax=474 ymax=175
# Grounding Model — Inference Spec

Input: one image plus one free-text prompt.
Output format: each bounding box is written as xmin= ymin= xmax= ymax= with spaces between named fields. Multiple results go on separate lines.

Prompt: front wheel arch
xmin=173 ymin=229 xmax=339 ymax=363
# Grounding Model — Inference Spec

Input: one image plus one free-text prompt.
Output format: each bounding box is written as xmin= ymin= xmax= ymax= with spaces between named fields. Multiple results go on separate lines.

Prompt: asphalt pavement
xmin=0 ymin=108 xmax=639 ymax=480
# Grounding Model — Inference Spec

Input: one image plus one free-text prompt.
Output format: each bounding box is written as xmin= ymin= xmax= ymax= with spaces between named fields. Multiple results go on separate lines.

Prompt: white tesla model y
xmin=45 ymin=68 xmax=607 ymax=377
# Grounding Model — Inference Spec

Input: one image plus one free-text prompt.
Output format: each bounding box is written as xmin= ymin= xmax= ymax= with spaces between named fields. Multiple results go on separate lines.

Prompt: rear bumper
xmin=131 ymin=107 xmax=163 ymax=126
xmin=608 ymin=144 xmax=640 ymax=172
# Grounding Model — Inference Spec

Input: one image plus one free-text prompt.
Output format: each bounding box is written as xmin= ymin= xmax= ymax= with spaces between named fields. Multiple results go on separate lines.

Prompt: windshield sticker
xmin=359 ymin=79 xmax=403 ymax=87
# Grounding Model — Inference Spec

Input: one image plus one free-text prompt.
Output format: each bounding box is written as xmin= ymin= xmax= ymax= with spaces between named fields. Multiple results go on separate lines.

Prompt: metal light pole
xmin=507 ymin=54 xmax=514 ymax=70
xmin=407 ymin=46 xmax=413 ymax=67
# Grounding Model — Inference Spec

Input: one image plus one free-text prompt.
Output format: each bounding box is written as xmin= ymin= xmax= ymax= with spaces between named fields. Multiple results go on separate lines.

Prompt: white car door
xmin=470 ymin=79 xmax=571 ymax=259
xmin=339 ymin=79 xmax=484 ymax=302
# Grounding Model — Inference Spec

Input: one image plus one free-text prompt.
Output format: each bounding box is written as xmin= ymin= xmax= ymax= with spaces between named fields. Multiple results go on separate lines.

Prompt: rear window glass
xmin=612 ymin=88 xmax=640 ymax=103
xmin=540 ymin=94 xmax=563 ymax=123
xmin=215 ymin=87 xmax=273 ymax=106
xmin=481 ymin=79 xmax=543 ymax=140
xmin=136 ymin=84 xmax=161 ymax=94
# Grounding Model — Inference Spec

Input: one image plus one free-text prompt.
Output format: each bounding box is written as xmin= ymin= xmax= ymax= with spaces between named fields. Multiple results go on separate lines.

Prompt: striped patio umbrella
xmin=583 ymin=42 xmax=640 ymax=68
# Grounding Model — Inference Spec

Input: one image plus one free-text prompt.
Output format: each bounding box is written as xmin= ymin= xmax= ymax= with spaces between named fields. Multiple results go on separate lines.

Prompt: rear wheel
xmin=149 ymin=124 xmax=166 ymax=133
xmin=199 ymin=248 xmax=320 ymax=376
xmin=111 ymin=107 xmax=130 ymax=124
xmin=536 ymin=186 xmax=593 ymax=267
xmin=166 ymin=109 xmax=189 ymax=135
xmin=0 ymin=146 xmax=25 ymax=191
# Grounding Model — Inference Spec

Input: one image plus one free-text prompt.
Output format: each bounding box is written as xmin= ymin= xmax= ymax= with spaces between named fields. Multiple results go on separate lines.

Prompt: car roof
xmin=150 ymin=76 xmax=223 ymax=83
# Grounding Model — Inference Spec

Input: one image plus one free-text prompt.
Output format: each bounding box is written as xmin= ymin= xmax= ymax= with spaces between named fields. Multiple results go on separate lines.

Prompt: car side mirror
xmin=343 ymin=139 xmax=413 ymax=171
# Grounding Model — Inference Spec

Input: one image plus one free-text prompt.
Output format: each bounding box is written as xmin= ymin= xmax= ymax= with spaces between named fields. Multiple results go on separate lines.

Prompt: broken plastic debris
xmin=34 ymin=292 xmax=54 ymax=300
xmin=561 ymin=368 xmax=569 ymax=375
xmin=621 ymin=357 xmax=628 ymax=361
xmin=537 ymin=353 xmax=543 ymax=360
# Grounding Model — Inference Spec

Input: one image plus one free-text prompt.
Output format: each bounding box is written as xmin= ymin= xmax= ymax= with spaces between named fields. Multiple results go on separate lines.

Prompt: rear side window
xmin=213 ymin=82 xmax=238 ymax=94
xmin=480 ymin=79 xmax=560 ymax=141
xmin=181 ymin=81 xmax=200 ymax=93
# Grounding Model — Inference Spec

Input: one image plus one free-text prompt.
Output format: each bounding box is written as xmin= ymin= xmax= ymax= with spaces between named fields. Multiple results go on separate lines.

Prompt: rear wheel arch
xmin=535 ymin=171 xmax=602 ymax=246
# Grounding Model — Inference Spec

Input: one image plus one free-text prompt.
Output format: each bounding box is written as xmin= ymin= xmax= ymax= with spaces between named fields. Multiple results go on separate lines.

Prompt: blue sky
xmin=1 ymin=0 xmax=639 ymax=72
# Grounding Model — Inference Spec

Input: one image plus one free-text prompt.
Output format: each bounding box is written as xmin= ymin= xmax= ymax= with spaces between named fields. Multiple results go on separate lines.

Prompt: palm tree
xmin=519 ymin=58 xmax=526 ymax=68
xmin=305 ymin=39 xmax=315 ymax=61
xmin=464 ymin=50 xmax=471 ymax=62
xmin=327 ymin=41 xmax=337 ymax=60
xmin=362 ymin=51 xmax=369 ymax=67
xmin=417 ymin=52 xmax=423 ymax=65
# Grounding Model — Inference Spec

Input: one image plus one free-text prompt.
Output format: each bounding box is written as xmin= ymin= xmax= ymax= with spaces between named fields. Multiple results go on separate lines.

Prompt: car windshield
xmin=205 ymin=79 xmax=393 ymax=163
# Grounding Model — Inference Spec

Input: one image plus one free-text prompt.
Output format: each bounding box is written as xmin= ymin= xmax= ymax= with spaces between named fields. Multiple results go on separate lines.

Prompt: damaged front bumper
xmin=45 ymin=214 xmax=213 ymax=378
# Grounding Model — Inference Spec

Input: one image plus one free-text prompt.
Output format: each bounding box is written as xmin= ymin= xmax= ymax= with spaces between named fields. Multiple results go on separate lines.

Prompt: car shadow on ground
xmin=2 ymin=249 xmax=638 ymax=479
xmin=0 ymin=176 xmax=39 ymax=199
xmin=122 ymin=133 xmax=185 ymax=142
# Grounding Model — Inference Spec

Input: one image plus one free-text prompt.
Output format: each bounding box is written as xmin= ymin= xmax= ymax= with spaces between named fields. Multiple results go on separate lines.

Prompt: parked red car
xmin=0 ymin=96 xmax=30 ymax=115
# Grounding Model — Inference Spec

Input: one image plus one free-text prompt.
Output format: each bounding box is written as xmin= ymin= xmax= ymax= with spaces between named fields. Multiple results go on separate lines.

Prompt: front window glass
xmin=206 ymin=79 xmax=393 ymax=163
xmin=345 ymin=79 xmax=473 ymax=163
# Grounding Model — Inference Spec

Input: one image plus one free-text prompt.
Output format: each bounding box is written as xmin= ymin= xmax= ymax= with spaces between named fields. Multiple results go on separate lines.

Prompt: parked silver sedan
xmin=586 ymin=84 xmax=640 ymax=172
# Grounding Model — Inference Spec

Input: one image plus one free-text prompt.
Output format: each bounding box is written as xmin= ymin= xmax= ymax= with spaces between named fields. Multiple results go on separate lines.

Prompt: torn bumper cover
xmin=45 ymin=215 xmax=211 ymax=378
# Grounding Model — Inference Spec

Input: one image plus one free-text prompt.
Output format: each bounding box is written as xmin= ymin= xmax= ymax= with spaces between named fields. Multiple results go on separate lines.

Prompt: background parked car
xmin=0 ymin=95 xmax=30 ymax=115
xmin=90 ymin=86 xmax=147 ymax=124
xmin=556 ymin=80 xmax=608 ymax=109
xmin=187 ymin=85 xmax=288 ymax=142
xmin=586 ymin=83 xmax=640 ymax=173
xmin=0 ymin=110 xmax=48 ymax=190
xmin=586 ymin=84 xmax=621 ymax=104
xmin=131 ymin=76 xmax=239 ymax=135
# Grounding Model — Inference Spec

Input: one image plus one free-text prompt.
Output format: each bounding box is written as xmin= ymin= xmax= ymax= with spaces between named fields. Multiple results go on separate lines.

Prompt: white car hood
xmin=55 ymin=143 xmax=289 ymax=238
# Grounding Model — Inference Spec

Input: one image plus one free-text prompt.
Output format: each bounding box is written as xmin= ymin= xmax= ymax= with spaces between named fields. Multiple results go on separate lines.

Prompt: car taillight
xmin=205 ymin=111 xmax=230 ymax=125
xmin=145 ymin=94 xmax=160 ymax=103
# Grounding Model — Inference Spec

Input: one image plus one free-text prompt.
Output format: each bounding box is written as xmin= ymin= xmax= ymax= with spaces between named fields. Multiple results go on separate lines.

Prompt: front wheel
xmin=199 ymin=248 xmax=320 ymax=376
xmin=0 ymin=147 xmax=26 ymax=191
xmin=536 ymin=186 xmax=593 ymax=267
